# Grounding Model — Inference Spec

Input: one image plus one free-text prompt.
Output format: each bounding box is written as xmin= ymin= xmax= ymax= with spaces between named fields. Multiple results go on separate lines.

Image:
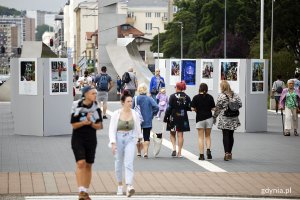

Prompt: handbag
xmin=153 ymin=124 xmax=164 ymax=157
xmin=134 ymin=96 xmax=144 ymax=123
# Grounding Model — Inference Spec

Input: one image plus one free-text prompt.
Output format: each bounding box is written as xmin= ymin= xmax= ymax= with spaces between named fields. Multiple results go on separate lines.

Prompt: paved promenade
xmin=0 ymin=102 xmax=300 ymax=199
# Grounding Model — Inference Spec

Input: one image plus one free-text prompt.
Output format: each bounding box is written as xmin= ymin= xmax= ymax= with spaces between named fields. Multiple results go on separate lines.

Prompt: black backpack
xmin=224 ymin=93 xmax=240 ymax=117
xmin=96 ymin=74 xmax=108 ymax=91
xmin=275 ymin=82 xmax=283 ymax=93
xmin=122 ymin=72 xmax=131 ymax=83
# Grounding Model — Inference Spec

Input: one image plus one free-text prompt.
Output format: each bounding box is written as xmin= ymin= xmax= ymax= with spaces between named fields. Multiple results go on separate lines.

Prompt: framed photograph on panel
xmin=219 ymin=59 xmax=240 ymax=93
xmin=251 ymin=60 xmax=265 ymax=94
xmin=49 ymin=58 xmax=68 ymax=95
xmin=19 ymin=58 xmax=37 ymax=95
xmin=181 ymin=59 xmax=196 ymax=86
xmin=201 ymin=59 xmax=214 ymax=90
xmin=170 ymin=59 xmax=181 ymax=85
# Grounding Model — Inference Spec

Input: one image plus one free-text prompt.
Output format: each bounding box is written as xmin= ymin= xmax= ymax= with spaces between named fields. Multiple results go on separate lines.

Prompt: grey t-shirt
xmin=125 ymin=72 xmax=137 ymax=90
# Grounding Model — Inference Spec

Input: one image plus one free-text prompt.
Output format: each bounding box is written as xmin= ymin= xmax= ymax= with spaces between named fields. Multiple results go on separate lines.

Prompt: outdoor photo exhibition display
xmin=169 ymin=59 xmax=181 ymax=85
xmin=219 ymin=59 xmax=240 ymax=93
xmin=19 ymin=58 xmax=37 ymax=95
xmin=181 ymin=59 xmax=196 ymax=86
xmin=49 ymin=58 xmax=69 ymax=95
xmin=251 ymin=59 xmax=265 ymax=94
xmin=201 ymin=59 xmax=214 ymax=90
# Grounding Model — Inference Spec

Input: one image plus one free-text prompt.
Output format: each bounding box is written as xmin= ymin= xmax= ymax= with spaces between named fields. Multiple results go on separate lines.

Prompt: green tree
xmin=0 ymin=6 xmax=21 ymax=16
xmin=36 ymin=25 xmax=54 ymax=41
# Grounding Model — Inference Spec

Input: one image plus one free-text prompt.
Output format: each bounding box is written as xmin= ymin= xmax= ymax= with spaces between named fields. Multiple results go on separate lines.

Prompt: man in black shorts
xmin=71 ymin=86 xmax=103 ymax=200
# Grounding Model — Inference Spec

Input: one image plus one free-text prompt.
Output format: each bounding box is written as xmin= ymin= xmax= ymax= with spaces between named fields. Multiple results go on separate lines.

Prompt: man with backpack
xmin=272 ymin=75 xmax=285 ymax=114
xmin=122 ymin=67 xmax=138 ymax=97
xmin=94 ymin=66 xmax=114 ymax=119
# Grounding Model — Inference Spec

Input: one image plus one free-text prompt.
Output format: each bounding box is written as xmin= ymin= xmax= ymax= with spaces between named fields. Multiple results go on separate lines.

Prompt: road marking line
xmin=105 ymin=109 xmax=226 ymax=172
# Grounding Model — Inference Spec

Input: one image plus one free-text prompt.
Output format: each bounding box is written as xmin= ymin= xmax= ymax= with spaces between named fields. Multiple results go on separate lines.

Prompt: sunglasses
xmin=125 ymin=121 xmax=129 ymax=129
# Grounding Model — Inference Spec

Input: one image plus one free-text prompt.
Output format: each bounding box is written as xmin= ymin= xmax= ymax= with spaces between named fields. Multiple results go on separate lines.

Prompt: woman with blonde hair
xmin=213 ymin=80 xmax=242 ymax=161
xmin=133 ymin=83 xmax=159 ymax=158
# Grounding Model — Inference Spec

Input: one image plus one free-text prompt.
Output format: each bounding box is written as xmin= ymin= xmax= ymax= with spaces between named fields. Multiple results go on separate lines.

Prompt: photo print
xmin=181 ymin=60 xmax=196 ymax=86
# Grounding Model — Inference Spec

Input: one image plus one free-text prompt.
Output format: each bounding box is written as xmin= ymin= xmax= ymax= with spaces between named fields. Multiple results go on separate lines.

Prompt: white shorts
xmin=196 ymin=117 xmax=213 ymax=129
xmin=97 ymin=91 xmax=108 ymax=103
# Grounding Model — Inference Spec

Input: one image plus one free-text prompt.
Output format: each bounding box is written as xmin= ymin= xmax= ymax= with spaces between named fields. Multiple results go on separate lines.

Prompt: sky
xmin=0 ymin=0 xmax=66 ymax=12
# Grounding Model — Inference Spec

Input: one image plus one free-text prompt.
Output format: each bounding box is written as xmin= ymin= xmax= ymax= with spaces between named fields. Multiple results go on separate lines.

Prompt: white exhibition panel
xmin=162 ymin=59 xmax=268 ymax=133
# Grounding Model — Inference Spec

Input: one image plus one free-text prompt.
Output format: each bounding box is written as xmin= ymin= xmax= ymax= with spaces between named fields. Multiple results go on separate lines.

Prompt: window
xmin=146 ymin=12 xmax=152 ymax=18
xmin=155 ymin=12 xmax=160 ymax=18
xmin=127 ymin=12 xmax=134 ymax=18
xmin=173 ymin=6 xmax=178 ymax=13
xmin=145 ymin=23 xmax=152 ymax=30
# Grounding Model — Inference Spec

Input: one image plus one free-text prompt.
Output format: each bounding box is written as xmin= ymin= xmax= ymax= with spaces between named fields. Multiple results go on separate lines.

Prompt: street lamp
xmin=224 ymin=0 xmax=227 ymax=58
xmin=153 ymin=26 xmax=160 ymax=65
xmin=270 ymin=0 xmax=275 ymax=100
xmin=174 ymin=21 xmax=183 ymax=59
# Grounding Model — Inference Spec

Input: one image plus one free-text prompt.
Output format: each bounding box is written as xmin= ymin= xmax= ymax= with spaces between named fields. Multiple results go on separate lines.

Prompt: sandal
xmin=137 ymin=153 xmax=141 ymax=157
xmin=143 ymin=154 xmax=148 ymax=159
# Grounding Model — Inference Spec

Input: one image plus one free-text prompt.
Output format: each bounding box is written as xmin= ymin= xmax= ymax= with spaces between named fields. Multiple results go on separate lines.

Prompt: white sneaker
xmin=126 ymin=185 xmax=135 ymax=197
xmin=116 ymin=186 xmax=123 ymax=195
xmin=157 ymin=117 xmax=160 ymax=121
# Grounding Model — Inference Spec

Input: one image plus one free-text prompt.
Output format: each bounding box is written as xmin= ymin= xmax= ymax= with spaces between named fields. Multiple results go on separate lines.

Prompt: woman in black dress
xmin=164 ymin=81 xmax=191 ymax=157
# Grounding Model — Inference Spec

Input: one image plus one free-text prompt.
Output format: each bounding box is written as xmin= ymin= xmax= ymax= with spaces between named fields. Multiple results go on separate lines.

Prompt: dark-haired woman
xmin=163 ymin=81 xmax=191 ymax=158
xmin=191 ymin=83 xmax=215 ymax=160
xmin=109 ymin=90 xmax=143 ymax=197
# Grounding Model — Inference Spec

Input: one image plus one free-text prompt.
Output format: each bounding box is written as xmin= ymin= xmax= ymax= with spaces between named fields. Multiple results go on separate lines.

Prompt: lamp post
xmin=153 ymin=26 xmax=160 ymax=65
xmin=270 ymin=0 xmax=275 ymax=100
xmin=260 ymin=0 xmax=264 ymax=59
xmin=224 ymin=0 xmax=227 ymax=58
xmin=174 ymin=21 xmax=183 ymax=59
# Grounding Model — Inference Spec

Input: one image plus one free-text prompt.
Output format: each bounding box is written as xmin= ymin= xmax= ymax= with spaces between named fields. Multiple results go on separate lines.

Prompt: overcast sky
xmin=0 ymin=0 xmax=66 ymax=12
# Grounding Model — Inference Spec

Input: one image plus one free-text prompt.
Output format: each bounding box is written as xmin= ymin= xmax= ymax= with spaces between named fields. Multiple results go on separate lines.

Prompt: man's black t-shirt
xmin=191 ymin=93 xmax=215 ymax=122
xmin=71 ymin=101 xmax=102 ymax=136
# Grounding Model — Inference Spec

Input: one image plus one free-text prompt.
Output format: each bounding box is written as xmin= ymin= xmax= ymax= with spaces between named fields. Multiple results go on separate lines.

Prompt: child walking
xmin=156 ymin=88 xmax=168 ymax=120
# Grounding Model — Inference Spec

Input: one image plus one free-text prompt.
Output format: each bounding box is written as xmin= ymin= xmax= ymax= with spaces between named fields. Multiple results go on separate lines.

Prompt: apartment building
xmin=126 ymin=0 xmax=168 ymax=40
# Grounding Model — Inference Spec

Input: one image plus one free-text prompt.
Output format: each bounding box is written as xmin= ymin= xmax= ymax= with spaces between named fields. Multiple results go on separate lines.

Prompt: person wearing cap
xmin=70 ymin=86 xmax=103 ymax=200
xmin=163 ymin=81 xmax=191 ymax=158
xmin=149 ymin=68 xmax=165 ymax=102
xmin=279 ymin=79 xmax=300 ymax=136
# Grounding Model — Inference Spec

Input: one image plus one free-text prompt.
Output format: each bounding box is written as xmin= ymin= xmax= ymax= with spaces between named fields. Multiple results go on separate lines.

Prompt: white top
xmin=108 ymin=109 xmax=143 ymax=146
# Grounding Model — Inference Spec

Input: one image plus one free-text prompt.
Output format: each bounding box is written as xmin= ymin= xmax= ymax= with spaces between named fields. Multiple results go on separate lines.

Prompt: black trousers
xmin=222 ymin=129 xmax=234 ymax=153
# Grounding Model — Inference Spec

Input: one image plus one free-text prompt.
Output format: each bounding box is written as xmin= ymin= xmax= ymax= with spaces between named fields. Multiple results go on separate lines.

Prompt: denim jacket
xmin=279 ymin=88 xmax=300 ymax=109
xmin=132 ymin=94 xmax=159 ymax=128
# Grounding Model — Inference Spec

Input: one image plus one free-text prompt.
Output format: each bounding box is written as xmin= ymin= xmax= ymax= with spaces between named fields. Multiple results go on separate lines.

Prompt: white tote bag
xmin=153 ymin=124 xmax=165 ymax=157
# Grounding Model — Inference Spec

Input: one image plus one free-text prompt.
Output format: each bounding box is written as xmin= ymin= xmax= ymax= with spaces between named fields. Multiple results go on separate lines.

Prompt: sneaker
xmin=117 ymin=186 xmax=123 ymax=196
xmin=228 ymin=153 xmax=232 ymax=160
xmin=78 ymin=191 xmax=89 ymax=200
xmin=294 ymin=130 xmax=299 ymax=136
xmin=206 ymin=149 xmax=212 ymax=159
xmin=198 ymin=154 xmax=205 ymax=160
xmin=126 ymin=185 xmax=135 ymax=197
xmin=157 ymin=118 xmax=160 ymax=121
xmin=171 ymin=150 xmax=176 ymax=157
xmin=224 ymin=153 xmax=230 ymax=161
xmin=284 ymin=132 xmax=290 ymax=136
xmin=103 ymin=115 xmax=108 ymax=119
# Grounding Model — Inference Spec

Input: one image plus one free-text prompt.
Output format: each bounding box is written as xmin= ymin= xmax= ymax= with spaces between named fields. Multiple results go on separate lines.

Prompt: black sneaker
xmin=284 ymin=132 xmax=290 ymax=136
xmin=207 ymin=149 xmax=212 ymax=159
xmin=171 ymin=150 xmax=176 ymax=157
xmin=198 ymin=154 xmax=205 ymax=160
xmin=103 ymin=115 xmax=108 ymax=119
